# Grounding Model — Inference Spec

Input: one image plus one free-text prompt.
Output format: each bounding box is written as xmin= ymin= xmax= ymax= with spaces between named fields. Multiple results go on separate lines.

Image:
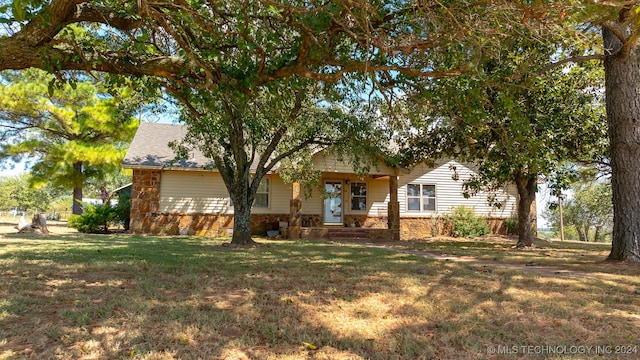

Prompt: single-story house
xmin=122 ymin=123 xmax=519 ymax=240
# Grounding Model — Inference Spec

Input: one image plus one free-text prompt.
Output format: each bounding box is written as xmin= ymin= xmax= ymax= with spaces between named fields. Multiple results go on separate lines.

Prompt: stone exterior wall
xmin=343 ymin=215 xmax=387 ymax=228
xmin=130 ymin=169 xmax=161 ymax=234
xmin=131 ymin=212 xmax=289 ymax=236
xmin=130 ymin=169 xmax=512 ymax=240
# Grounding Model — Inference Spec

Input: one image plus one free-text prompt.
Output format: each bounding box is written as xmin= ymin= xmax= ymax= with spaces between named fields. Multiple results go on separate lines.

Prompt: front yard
xmin=0 ymin=222 xmax=638 ymax=359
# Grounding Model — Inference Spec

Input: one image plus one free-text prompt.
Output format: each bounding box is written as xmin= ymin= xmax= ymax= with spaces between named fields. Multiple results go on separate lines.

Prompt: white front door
xmin=323 ymin=181 xmax=343 ymax=225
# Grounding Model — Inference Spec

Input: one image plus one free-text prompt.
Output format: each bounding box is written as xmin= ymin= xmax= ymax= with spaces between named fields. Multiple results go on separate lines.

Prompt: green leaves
xmin=0 ymin=69 xmax=139 ymax=198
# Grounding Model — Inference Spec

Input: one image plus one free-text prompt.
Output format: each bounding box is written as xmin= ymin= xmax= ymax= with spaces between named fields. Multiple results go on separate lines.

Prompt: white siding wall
xmin=159 ymin=171 xmax=290 ymax=214
xmin=398 ymin=160 xmax=517 ymax=218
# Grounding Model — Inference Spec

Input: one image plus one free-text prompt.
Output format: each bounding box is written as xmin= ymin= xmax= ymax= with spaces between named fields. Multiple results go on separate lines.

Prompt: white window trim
xmin=349 ymin=181 xmax=367 ymax=212
xmin=254 ymin=177 xmax=270 ymax=208
xmin=406 ymin=183 xmax=437 ymax=213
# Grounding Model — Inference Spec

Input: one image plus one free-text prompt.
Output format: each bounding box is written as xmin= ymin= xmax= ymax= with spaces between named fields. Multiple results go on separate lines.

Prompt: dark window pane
xmin=408 ymin=198 xmax=420 ymax=211
xmin=422 ymin=185 xmax=435 ymax=197
xmin=423 ymin=198 xmax=435 ymax=211
xmin=351 ymin=197 xmax=366 ymax=211
xmin=254 ymin=194 xmax=268 ymax=208
xmin=351 ymin=182 xmax=367 ymax=196
xmin=407 ymin=184 xmax=420 ymax=196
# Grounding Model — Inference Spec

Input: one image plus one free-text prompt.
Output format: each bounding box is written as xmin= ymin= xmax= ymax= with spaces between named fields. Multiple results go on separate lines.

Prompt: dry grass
xmin=386 ymin=235 xmax=640 ymax=276
xmin=0 ymin=223 xmax=639 ymax=359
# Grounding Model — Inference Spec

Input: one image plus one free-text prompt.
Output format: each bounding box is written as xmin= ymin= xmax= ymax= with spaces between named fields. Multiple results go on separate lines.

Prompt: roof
xmin=122 ymin=123 xmax=214 ymax=170
xmin=123 ymin=122 xmax=405 ymax=175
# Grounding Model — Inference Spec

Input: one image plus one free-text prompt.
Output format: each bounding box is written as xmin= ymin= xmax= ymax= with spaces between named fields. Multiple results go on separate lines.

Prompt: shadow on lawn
xmin=0 ymin=237 xmax=638 ymax=359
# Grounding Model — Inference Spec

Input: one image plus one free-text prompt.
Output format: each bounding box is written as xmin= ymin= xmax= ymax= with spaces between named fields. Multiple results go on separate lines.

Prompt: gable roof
xmin=122 ymin=123 xmax=214 ymax=170
xmin=123 ymin=122 xmax=404 ymax=176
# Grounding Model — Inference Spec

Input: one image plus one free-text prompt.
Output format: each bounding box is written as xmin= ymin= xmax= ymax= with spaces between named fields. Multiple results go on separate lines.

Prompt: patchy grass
xmin=388 ymin=235 xmax=639 ymax=276
xmin=0 ymin=230 xmax=638 ymax=359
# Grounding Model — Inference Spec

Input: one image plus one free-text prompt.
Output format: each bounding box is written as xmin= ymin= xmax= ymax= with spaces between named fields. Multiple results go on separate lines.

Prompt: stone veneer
xmin=130 ymin=169 xmax=515 ymax=239
xmin=130 ymin=169 xmax=161 ymax=234
xmin=130 ymin=169 xmax=291 ymax=236
xmin=134 ymin=212 xmax=289 ymax=236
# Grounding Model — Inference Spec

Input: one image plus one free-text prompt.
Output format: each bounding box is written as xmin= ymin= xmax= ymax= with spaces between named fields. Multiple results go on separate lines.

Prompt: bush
xmin=113 ymin=191 xmax=131 ymax=231
xmin=445 ymin=206 xmax=489 ymax=238
xmin=68 ymin=203 xmax=116 ymax=233
xmin=504 ymin=218 xmax=517 ymax=235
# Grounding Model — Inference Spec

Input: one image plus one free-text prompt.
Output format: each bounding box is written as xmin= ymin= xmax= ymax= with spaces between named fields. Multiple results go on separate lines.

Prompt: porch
xmin=288 ymin=174 xmax=401 ymax=241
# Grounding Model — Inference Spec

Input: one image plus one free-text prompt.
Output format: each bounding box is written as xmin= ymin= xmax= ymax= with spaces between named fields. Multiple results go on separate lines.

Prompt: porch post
xmin=388 ymin=175 xmax=400 ymax=241
xmin=289 ymin=182 xmax=302 ymax=239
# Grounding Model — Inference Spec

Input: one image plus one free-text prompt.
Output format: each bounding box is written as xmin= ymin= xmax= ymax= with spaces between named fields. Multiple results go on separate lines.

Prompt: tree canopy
xmin=1 ymin=0 xmax=532 ymax=244
xmin=0 ymin=69 xmax=138 ymax=214
xmin=0 ymin=173 xmax=63 ymax=214
xmin=0 ymin=1 xmax=639 ymax=259
xmin=399 ymin=38 xmax=607 ymax=247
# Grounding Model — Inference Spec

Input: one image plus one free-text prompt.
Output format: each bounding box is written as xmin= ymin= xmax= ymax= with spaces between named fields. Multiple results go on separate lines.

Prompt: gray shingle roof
xmin=122 ymin=123 xmax=214 ymax=170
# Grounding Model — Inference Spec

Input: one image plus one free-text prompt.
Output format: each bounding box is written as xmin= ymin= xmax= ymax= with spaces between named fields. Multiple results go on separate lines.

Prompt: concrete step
xmin=327 ymin=228 xmax=370 ymax=240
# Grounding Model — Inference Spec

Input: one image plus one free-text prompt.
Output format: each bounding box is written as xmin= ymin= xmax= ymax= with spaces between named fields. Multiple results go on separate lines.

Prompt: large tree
xmin=400 ymin=40 xmax=607 ymax=248
xmin=0 ymin=69 xmax=138 ymax=214
xmin=594 ymin=4 xmax=640 ymax=261
xmin=528 ymin=1 xmax=640 ymax=261
xmin=0 ymin=0 xmax=530 ymax=244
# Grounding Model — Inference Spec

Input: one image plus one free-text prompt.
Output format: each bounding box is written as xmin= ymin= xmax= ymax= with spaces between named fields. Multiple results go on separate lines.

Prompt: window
xmin=253 ymin=178 xmax=270 ymax=208
xmin=350 ymin=182 xmax=367 ymax=211
xmin=228 ymin=178 xmax=270 ymax=208
xmin=407 ymin=184 xmax=436 ymax=212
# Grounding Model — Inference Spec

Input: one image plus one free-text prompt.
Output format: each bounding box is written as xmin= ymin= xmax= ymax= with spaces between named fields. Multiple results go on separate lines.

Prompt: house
xmin=122 ymin=123 xmax=518 ymax=240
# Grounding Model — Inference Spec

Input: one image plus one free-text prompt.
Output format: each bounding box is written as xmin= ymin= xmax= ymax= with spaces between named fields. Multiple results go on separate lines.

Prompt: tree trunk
xmin=227 ymin=171 xmax=259 ymax=246
xmin=594 ymin=225 xmax=602 ymax=243
xmin=583 ymin=225 xmax=591 ymax=242
xmin=231 ymin=201 xmax=256 ymax=245
xmin=576 ymin=226 xmax=586 ymax=242
xmin=72 ymin=162 xmax=83 ymax=215
xmin=514 ymin=171 xmax=537 ymax=248
xmin=603 ymin=20 xmax=640 ymax=262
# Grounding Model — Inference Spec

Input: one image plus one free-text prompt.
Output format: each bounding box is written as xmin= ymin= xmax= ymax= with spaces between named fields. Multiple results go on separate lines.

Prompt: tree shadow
xmin=0 ymin=237 xmax=638 ymax=359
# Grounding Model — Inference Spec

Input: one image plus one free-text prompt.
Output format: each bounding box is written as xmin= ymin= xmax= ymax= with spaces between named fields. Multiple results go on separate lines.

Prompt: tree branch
xmin=529 ymin=54 xmax=606 ymax=76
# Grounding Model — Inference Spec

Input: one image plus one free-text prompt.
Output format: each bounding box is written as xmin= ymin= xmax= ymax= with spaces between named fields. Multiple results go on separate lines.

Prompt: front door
xmin=323 ymin=181 xmax=343 ymax=225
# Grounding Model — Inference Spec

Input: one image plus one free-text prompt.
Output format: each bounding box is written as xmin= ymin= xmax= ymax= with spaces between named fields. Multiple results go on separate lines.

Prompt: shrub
xmin=504 ymin=218 xmax=517 ymax=235
xmin=68 ymin=203 xmax=116 ymax=233
xmin=113 ymin=191 xmax=131 ymax=231
xmin=445 ymin=206 xmax=489 ymax=238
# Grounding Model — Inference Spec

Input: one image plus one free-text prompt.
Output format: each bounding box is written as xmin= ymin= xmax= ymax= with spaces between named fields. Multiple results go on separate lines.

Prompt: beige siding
xmin=159 ymin=171 xmax=290 ymax=214
xmin=300 ymin=176 xmax=391 ymax=216
xmin=301 ymin=185 xmax=322 ymax=215
xmin=160 ymin=171 xmax=231 ymax=214
xmin=398 ymin=160 xmax=517 ymax=218
xmin=364 ymin=178 xmax=390 ymax=217
xmin=312 ymin=150 xmax=397 ymax=176
xmin=253 ymin=176 xmax=291 ymax=214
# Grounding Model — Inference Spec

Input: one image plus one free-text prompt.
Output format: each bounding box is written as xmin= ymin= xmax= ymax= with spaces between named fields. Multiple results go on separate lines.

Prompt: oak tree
xmin=0 ymin=0 xmax=528 ymax=244
xmin=400 ymin=40 xmax=607 ymax=248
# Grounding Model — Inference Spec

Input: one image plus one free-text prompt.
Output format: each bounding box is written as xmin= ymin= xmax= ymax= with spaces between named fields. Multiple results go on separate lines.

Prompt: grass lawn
xmin=382 ymin=236 xmax=640 ymax=276
xmin=0 ymin=221 xmax=639 ymax=359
